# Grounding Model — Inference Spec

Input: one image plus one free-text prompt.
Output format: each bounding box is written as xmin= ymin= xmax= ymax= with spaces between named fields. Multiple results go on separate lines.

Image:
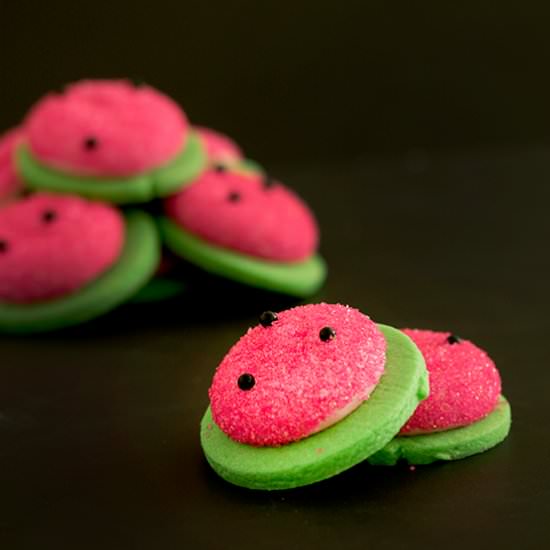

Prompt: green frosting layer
xmin=368 ymin=396 xmax=511 ymax=465
xmin=200 ymin=324 xmax=429 ymax=490
xmin=159 ymin=217 xmax=327 ymax=298
xmin=0 ymin=211 xmax=160 ymax=333
xmin=16 ymin=133 xmax=206 ymax=204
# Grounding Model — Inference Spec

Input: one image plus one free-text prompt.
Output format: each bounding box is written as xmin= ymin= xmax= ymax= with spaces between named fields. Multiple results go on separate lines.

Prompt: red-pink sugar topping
xmin=0 ymin=127 xmax=24 ymax=199
xmin=0 ymin=193 xmax=124 ymax=303
xmin=165 ymin=169 xmax=318 ymax=262
xmin=400 ymin=329 xmax=501 ymax=435
xmin=209 ymin=303 xmax=387 ymax=446
xmin=195 ymin=126 xmax=243 ymax=164
xmin=24 ymin=79 xmax=188 ymax=177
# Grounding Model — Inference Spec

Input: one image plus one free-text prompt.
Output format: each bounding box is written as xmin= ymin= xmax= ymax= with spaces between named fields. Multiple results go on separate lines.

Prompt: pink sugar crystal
xmin=209 ymin=303 xmax=387 ymax=446
xmin=24 ymin=79 xmax=187 ymax=177
xmin=165 ymin=169 xmax=318 ymax=262
xmin=400 ymin=329 xmax=501 ymax=435
xmin=0 ymin=193 xmax=124 ymax=303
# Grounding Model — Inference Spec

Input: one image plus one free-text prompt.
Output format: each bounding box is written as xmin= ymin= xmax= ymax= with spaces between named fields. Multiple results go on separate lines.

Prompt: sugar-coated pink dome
xmin=0 ymin=193 xmax=124 ymax=303
xmin=399 ymin=329 xmax=502 ymax=435
xmin=165 ymin=169 xmax=318 ymax=262
xmin=209 ymin=303 xmax=387 ymax=446
xmin=24 ymin=79 xmax=188 ymax=177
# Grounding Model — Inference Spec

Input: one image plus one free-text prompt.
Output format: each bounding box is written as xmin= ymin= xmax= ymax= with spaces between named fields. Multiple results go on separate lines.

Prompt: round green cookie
xmin=16 ymin=133 xmax=206 ymax=204
xmin=0 ymin=210 xmax=160 ymax=333
xmin=158 ymin=217 xmax=327 ymax=298
xmin=368 ymin=395 xmax=511 ymax=466
xmin=200 ymin=324 xmax=429 ymax=490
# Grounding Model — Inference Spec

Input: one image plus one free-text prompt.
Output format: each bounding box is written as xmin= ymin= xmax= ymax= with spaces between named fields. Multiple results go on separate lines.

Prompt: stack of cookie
xmin=201 ymin=303 xmax=512 ymax=489
xmin=0 ymin=79 xmax=327 ymax=333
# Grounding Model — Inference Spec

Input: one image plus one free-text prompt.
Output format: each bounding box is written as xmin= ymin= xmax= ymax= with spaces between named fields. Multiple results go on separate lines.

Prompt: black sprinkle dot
xmin=42 ymin=210 xmax=57 ymax=224
xmin=227 ymin=191 xmax=241 ymax=202
xmin=237 ymin=373 xmax=256 ymax=391
xmin=263 ymin=175 xmax=276 ymax=189
xmin=447 ymin=334 xmax=462 ymax=345
xmin=259 ymin=310 xmax=278 ymax=327
xmin=213 ymin=163 xmax=227 ymax=173
xmin=83 ymin=136 xmax=99 ymax=151
xmin=0 ymin=240 xmax=8 ymax=253
xmin=319 ymin=326 xmax=336 ymax=341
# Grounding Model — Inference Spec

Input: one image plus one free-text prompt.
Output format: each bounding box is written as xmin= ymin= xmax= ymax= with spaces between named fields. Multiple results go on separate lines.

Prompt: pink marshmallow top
xmin=24 ymin=79 xmax=188 ymax=177
xmin=399 ymin=329 xmax=502 ymax=435
xmin=209 ymin=303 xmax=387 ymax=447
xmin=0 ymin=193 xmax=124 ymax=303
xmin=165 ymin=169 xmax=319 ymax=262
xmin=0 ymin=127 xmax=24 ymax=199
xmin=195 ymin=126 xmax=243 ymax=164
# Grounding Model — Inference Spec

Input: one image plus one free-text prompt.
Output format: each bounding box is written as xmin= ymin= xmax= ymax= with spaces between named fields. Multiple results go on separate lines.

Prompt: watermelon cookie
xmin=369 ymin=329 xmax=511 ymax=466
xmin=200 ymin=303 xmax=429 ymax=490
xmin=159 ymin=168 xmax=327 ymax=297
xmin=0 ymin=127 xmax=25 ymax=201
xmin=195 ymin=126 xmax=263 ymax=174
xmin=0 ymin=193 xmax=160 ymax=333
xmin=16 ymin=79 xmax=206 ymax=204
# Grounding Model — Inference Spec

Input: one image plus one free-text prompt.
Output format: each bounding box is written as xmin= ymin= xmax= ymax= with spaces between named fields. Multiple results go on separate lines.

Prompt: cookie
xmin=368 ymin=329 xmax=511 ymax=465
xmin=0 ymin=193 xmax=160 ymax=332
xmin=16 ymin=80 xmax=206 ymax=203
xmin=201 ymin=304 xmax=429 ymax=490
xmin=159 ymin=168 xmax=326 ymax=297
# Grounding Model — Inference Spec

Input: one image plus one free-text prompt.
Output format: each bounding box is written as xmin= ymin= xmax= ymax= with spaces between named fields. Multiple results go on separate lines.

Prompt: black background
xmin=1 ymin=2 xmax=549 ymax=549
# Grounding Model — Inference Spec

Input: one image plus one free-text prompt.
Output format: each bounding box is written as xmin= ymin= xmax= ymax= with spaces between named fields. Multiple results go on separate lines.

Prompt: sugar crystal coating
xmin=0 ymin=193 xmax=124 ymax=303
xmin=400 ymin=329 xmax=501 ymax=435
xmin=24 ymin=79 xmax=188 ymax=177
xmin=165 ymin=169 xmax=318 ymax=262
xmin=209 ymin=303 xmax=387 ymax=446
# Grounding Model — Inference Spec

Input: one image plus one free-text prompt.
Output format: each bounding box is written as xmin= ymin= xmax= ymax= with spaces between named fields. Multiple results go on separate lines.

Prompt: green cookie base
xmin=16 ymin=132 xmax=206 ymax=204
xmin=368 ymin=395 xmax=511 ymax=466
xmin=159 ymin=217 xmax=327 ymax=298
xmin=200 ymin=324 xmax=429 ymax=490
xmin=130 ymin=276 xmax=187 ymax=303
xmin=0 ymin=211 xmax=160 ymax=333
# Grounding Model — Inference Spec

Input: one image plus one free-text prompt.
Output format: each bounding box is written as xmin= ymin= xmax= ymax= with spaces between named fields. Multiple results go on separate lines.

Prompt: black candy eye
xmin=447 ymin=334 xmax=462 ymax=344
xmin=227 ymin=191 xmax=241 ymax=202
xmin=259 ymin=310 xmax=278 ymax=327
xmin=41 ymin=209 xmax=57 ymax=223
xmin=237 ymin=373 xmax=256 ymax=391
xmin=0 ymin=239 xmax=8 ymax=253
xmin=319 ymin=326 xmax=336 ymax=341
xmin=213 ymin=163 xmax=227 ymax=173
xmin=83 ymin=136 xmax=99 ymax=150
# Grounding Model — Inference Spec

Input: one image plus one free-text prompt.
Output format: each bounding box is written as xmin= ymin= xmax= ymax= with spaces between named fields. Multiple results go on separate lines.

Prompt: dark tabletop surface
xmin=1 ymin=145 xmax=548 ymax=549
